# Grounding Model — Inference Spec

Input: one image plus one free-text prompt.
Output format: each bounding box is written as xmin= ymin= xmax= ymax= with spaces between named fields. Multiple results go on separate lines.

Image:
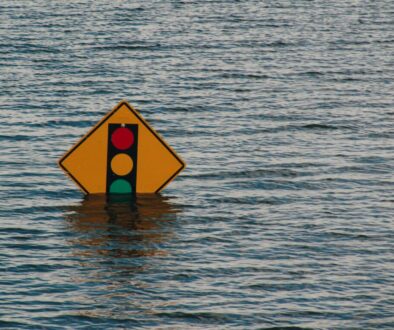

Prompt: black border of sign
xmin=58 ymin=100 xmax=186 ymax=194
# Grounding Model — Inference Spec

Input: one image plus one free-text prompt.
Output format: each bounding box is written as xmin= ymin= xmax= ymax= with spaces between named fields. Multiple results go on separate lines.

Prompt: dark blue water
xmin=1 ymin=1 xmax=393 ymax=329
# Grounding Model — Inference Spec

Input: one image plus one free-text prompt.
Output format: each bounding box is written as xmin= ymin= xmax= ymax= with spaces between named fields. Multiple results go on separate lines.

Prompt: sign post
xmin=58 ymin=100 xmax=185 ymax=194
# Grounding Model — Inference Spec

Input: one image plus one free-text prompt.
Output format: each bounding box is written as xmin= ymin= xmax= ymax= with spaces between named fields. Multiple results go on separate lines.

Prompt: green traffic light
xmin=109 ymin=179 xmax=132 ymax=194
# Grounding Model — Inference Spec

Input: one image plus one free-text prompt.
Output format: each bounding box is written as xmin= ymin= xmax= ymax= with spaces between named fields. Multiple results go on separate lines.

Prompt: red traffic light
xmin=111 ymin=127 xmax=134 ymax=150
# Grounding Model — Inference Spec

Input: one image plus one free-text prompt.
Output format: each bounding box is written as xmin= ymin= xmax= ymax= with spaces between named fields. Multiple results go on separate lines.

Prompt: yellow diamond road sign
xmin=58 ymin=100 xmax=186 ymax=194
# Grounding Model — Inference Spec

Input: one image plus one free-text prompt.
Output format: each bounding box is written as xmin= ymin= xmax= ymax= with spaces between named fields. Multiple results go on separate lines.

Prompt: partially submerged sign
xmin=59 ymin=100 xmax=185 ymax=194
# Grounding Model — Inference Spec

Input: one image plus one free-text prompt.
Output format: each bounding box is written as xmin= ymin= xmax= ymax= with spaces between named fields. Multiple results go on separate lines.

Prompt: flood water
xmin=0 ymin=1 xmax=393 ymax=329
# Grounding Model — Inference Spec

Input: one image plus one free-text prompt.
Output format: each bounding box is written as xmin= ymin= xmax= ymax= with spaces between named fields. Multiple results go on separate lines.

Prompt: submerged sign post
xmin=58 ymin=101 xmax=185 ymax=194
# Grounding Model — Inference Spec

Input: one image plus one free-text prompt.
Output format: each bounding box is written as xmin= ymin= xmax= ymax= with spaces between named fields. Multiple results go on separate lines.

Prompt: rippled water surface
xmin=1 ymin=1 xmax=394 ymax=329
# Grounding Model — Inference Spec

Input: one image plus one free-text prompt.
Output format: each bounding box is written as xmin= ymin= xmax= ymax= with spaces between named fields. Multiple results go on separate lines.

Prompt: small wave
xmin=264 ymin=123 xmax=353 ymax=133
xmin=211 ymin=196 xmax=279 ymax=205
xmin=0 ymin=321 xmax=30 ymax=328
xmin=154 ymin=311 xmax=233 ymax=322
xmin=297 ymin=71 xmax=325 ymax=77
xmin=301 ymin=123 xmax=342 ymax=130
xmin=0 ymin=227 xmax=45 ymax=235
xmin=190 ymin=168 xmax=298 ymax=180
xmin=221 ymin=72 xmax=270 ymax=80
xmin=330 ymin=39 xmax=372 ymax=46
xmin=325 ymin=231 xmax=373 ymax=240
xmin=92 ymin=43 xmax=161 ymax=51
xmin=262 ymin=327 xmax=312 ymax=330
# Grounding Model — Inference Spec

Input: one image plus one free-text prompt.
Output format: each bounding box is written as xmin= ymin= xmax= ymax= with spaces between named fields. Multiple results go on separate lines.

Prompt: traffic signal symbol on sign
xmin=106 ymin=124 xmax=138 ymax=194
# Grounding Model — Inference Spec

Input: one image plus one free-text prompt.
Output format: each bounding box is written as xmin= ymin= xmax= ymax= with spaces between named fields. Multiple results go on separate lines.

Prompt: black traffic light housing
xmin=106 ymin=123 xmax=138 ymax=194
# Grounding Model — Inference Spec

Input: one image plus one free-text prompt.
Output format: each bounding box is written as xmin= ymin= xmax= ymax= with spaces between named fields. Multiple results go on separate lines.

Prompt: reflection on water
xmin=60 ymin=195 xmax=181 ymax=321
xmin=65 ymin=194 xmax=180 ymax=260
